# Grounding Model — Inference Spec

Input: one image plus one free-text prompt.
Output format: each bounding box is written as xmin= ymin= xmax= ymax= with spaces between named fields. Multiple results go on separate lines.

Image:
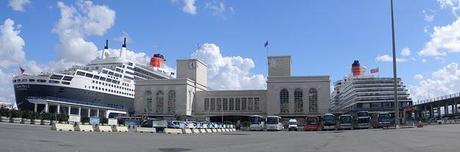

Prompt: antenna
xmin=122 ymin=37 xmax=127 ymax=47
xmin=104 ymin=40 xmax=108 ymax=49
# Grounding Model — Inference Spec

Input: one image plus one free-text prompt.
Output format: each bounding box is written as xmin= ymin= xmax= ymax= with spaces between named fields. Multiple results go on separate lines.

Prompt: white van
xmin=288 ymin=119 xmax=298 ymax=131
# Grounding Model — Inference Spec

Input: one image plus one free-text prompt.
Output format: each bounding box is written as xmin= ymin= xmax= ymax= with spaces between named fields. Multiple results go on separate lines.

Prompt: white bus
xmin=266 ymin=116 xmax=284 ymax=131
xmin=249 ymin=115 xmax=265 ymax=131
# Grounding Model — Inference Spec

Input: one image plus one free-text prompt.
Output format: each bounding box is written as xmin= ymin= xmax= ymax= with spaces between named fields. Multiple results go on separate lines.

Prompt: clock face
xmin=189 ymin=62 xmax=195 ymax=69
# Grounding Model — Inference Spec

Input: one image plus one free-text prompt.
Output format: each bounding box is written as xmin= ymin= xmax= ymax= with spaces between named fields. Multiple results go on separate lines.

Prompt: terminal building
xmin=329 ymin=60 xmax=413 ymax=116
xmin=134 ymin=56 xmax=330 ymax=124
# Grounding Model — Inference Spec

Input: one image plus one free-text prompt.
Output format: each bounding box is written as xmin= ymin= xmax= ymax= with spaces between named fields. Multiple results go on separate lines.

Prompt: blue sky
xmin=1 ymin=0 xmax=460 ymax=104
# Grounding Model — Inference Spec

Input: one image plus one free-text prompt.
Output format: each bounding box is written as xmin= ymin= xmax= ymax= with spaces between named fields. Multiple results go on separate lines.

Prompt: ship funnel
xmin=101 ymin=40 xmax=109 ymax=59
xmin=351 ymin=60 xmax=363 ymax=77
xmin=122 ymin=37 xmax=127 ymax=48
xmin=120 ymin=37 xmax=127 ymax=59
xmin=104 ymin=40 xmax=109 ymax=49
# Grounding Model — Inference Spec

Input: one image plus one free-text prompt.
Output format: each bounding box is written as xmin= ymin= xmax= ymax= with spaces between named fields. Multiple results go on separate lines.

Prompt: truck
xmin=304 ymin=115 xmax=320 ymax=131
xmin=322 ymin=113 xmax=336 ymax=131
xmin=355 ymin=111 xmax=370 ymax=129
xmin=339 ymin=114 xmax=353 ymax=130
xmin=288 ymin=119 xmax=298 ymax=131
xmin=377 ymin=112 xmax=392 ymax=128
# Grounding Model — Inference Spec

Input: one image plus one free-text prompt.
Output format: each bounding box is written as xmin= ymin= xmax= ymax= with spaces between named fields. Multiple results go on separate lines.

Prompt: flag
xmin=370 ymin=68 xmax=379 ymax=74
xmin=264 ymin=40 xmax=269 ymax=48
xmin=19 ymin=67 xmax=25 ymax=75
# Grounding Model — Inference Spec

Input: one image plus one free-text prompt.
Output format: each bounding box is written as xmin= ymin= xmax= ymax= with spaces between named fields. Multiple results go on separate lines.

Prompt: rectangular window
xmin=85 ymin=73 xmax=93 ymax=78
xmin=241 ymin=98 xmax=247 ymax=111
xmin=204 ymin=98 xmax=209 ymax=111
xmin=223 ymin=98 xmax=228 ymax=111
xmin=216 ymin=98 xmax=222 ymax=111
xmin=254 ymin=97 xmax=260 ymax=111
xmin=37 ymin=79 xmax=46 ymax=83
xmin=248 ymin=97 xmax=253 ymax=111
xmin=93 ymin=75 xmax=100 ymax=80
xmin=63 ymin=76 xmax=73 ymax=81
xmin=48 ymin=80 xmax=59 ymax=84
xmin=210 ymin=98 xmax=216 ymax=111
xmin=62 ymin=81 xmax=70 ymax=85
xmin=229 ymin=98 xmax=234 ymax=111
xmin=235 ymin=98 xmax=241 ymax=111
xmin=50 ymin=75 xmax=63 ymax=80
xmin=102 ymin=70 xmax=108 ymax=74
xmin=76 ymin=71 xmax=85 ymax=76
xmin=29 ymin=79 xmax=35 ymax=82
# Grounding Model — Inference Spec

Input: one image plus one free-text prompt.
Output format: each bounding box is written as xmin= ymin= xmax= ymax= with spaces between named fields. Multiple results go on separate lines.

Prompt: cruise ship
xmin=330 ymin=60 xmax=412 ymax=114
xmin=13 ymin=39 xmax=173 ymax=113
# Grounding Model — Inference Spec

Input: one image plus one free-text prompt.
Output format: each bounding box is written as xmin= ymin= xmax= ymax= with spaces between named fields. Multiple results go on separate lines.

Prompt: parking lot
xmin=1 ymin=122 xmax=460 ymax=152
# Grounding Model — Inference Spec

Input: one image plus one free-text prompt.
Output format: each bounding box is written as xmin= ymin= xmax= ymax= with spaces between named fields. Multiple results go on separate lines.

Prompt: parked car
xmin=304 ymin=116 xmax=320 ymax=131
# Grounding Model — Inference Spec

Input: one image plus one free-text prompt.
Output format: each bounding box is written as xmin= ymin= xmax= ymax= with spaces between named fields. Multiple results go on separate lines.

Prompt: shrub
xmin=8 ymin=109 xmax=21 ymax=118
xmin=81 ymin=117 xmax=89 ymax=123
xmin=118 ymin=118 xmax=125 ymax=125
xmin=0 ymin=107 xmax=9 ymax=117
xmin=100 ymin=117 xmax=108 ymax=124
xmin=21 ymin=111 xmax=31 ymax=119
xmin=30 ymin=112 xmax=39 ymax=120
xmin=57 ymin=114 xmax=68 ymax=122
xmin=40 ymin=113 xmax=52 ymax=120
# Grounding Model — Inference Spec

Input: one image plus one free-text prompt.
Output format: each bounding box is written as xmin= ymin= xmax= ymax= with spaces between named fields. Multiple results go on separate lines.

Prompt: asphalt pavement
xmin=1 ymin=122 xmax=459 ymax=152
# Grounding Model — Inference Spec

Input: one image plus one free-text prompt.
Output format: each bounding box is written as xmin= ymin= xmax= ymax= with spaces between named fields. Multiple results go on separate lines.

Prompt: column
xmin=78 ymin=106 xmax=81 ymax=116
xmin=430 ymin=105 xmax=434 ymax=118
xmin=57 ymin=104 xmax=60 ymax=114
xmin=34 ymin=103 xmax=37 ymax=113
xmin=68 ymin=106 xmax=71 ymax=115
xmin=88 ymin=108 xmax=91 ymax=117
xmin=96 ymin=109 xmax=100 ymax=117
xmin=437 ymin=106 xmax=441 ymax=118
xmin=45 ymin=103 xmax=49 ymax=113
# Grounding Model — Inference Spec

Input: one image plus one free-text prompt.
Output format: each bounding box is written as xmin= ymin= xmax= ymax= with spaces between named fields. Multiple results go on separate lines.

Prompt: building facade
xmin=134 ymin=56 xmax=330 ymax=122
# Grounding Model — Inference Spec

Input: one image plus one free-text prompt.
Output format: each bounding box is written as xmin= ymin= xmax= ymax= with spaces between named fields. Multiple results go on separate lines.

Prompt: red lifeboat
xmin=150 ymin=54 xmax=165 ymax=68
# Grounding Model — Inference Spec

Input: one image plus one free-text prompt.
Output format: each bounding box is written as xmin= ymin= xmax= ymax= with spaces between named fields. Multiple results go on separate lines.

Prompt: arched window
xmin=144 ymin=90 xmax=152 ymax=113
xmin=156 ymin=90 xmax=164 ymax=114
xmin=167 ymin=90 xmax=176 ymax=114
xmin=294 ymin=88 xmax=303 ymax=113
xmin=309 ymin=88 xmax=318 ymax=113
xmin=280 ymin=88 xmax=289 ymax=114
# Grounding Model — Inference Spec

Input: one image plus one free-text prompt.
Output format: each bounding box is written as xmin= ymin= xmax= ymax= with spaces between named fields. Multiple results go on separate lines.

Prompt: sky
xmin=1 ymin=0 xmax=460 ymax=105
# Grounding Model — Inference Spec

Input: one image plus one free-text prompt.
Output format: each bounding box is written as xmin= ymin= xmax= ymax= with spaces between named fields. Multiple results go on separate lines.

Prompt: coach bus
xmin=249 ymin=115 xmax=265 ymax=131
xmin=266 ymin=116 xmax=284 ymax=131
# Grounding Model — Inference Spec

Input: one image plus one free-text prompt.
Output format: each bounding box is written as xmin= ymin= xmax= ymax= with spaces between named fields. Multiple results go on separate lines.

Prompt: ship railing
xmin=27 ymin=96 xmax=127 ymax=111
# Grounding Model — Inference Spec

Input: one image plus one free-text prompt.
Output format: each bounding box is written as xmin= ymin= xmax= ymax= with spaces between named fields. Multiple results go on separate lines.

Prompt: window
xmin=223 ymin=98 xmax=228 ymax=111
xmin=294 ymin=88 xmax=303 ymax=113
xmin=235 ymin=98 xmax=241 ymax=111
xmin=63 ymin=76 xmax=73 ymax=81
xmin=204 ymin=98 xmax=210 ymax=111
xmin=93 ymin=75 xmax=100 ymax=79
xmin=254 ymin=97 xmax=260 ymax=111
xmin=76 ymin=71 xmax=85 ymax=76
xmin=280 ymin=88 xmax=289 ymax=114
xmin=216 ymin=98 xmax=222 ymax=111
xmin=210 ymin=98 xmax=216 ymax=111
xmin=37 ymin=79 xmax=46 ymax=83
xmin=229 ymin=98 xmax=234 ymax=111
xmin=167 ymin=90 xmax=176 ymax=114
xmin=248 ymin=97 xmax=253 ymax=111
xmin=29 ymin=79 xmax=35 ymax=82
xmin=102 ymin=70 xmax=108 ymax=74
xmin=49 ymin=80 xmax=59 ymax=84
xmin=156 ymin=90 xmax=164 ymax=113
xmin=144 ymin=91 xmax=152 ymax=113
xmin=50 ymin=75 xmax=63 ymax=80
xmin=241 ymin=98 xmax=247 ymax=111
xmin=85 ymin=73 xmax=93 ymax=78
xmin=62 ymin=82 xmax=70 ymax=85
xmin=309 ymin=88 xmax=318 ymax=113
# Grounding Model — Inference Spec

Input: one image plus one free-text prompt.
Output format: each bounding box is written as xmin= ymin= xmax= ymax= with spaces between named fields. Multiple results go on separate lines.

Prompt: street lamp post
xmin=390 ymin=0 xmax=400 ymax=128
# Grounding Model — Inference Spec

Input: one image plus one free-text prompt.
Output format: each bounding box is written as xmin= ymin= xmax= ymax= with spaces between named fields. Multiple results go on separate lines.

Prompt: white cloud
xmin=410 ymin=62 xmax=460 ymax=101
xmin=181 ymin=0 xmax=197 ymax=15
xmin=191 ymin=43 xmax=266 ymax=90
xmin=0 ymin=69 xmax=15 ymax=104
xmin=53 ymin=1 xmax=115 ymax=64
xmin=0 ymin=18 xmax=26 ymax=68
xmin=375 ymin=54 xmax=407 ymax=62
xmin=401 ymin=47 xmax=411 ymax=57
xmin=205 ymin=1 xmax=226 ymax=16
xmin=423 ymin=10 xmax=435 ymax=22
xmin=8 ymin=0 xmax=30 ymax=12
xmin=414 ymin=74 xmax=424 ymax=80
xmin=419 ymin=19 xmax=460 ymax=56
xmin=438 ymin=0 xmax=460 ymax=18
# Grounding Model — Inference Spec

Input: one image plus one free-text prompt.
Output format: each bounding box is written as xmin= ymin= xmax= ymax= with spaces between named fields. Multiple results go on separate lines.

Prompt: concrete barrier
xmin=182 ymin=128 xmax=193 ymax=134
xmin=215 ymin=128 xmax=221 ymax=132
xmin=10 ymin=117 xmax=21 ymax=123
xmin=191 ymin=128 xmax=200 ymax=133
xmin=136 ymin=127 xmax=156 ymax=133
xmin=51 ymin=123 xmax=74 ymax=131
xmin=113 ymin=126 xmax=129 ymax=132
xmin=75 ymin=124 xmax=94 ymax=132
xmin=200 ymin=128 xmax=207 ymax=133
xmin=165 ymin=128 xmax=182 ymax=134
xmin=210 ymin=128 xmax=216 ymax=133
xmin=95 ymin=125 xmax=112 ymax=132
